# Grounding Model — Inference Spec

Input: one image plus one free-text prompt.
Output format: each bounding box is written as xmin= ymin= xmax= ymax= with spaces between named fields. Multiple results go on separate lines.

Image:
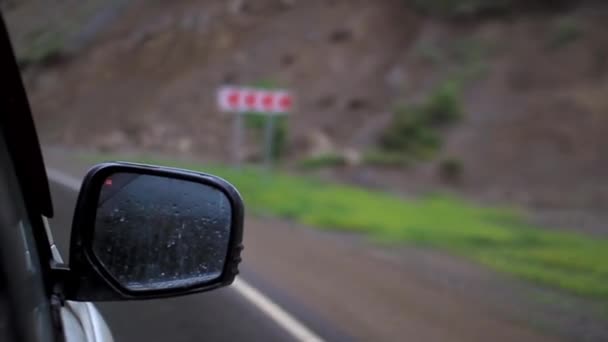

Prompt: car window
xmin=4 ymin=2 xmax=608 ymax=342
xmin=0 ymin=130 xmax=55 ymax=342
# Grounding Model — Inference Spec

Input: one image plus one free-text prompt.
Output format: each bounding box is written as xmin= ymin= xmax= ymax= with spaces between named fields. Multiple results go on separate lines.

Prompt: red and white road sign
xmin=218 ymin=86 xmax=293 ymax=114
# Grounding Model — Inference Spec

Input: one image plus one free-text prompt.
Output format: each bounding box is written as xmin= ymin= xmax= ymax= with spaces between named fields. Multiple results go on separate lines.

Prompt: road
xmin=43 ymin=151 xmax=562 ymax=342
xmin=47 ymin=172 xmax=343 ymax=342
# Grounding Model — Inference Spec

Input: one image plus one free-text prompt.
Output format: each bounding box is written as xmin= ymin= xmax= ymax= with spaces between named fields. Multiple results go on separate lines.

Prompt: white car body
xmin=46 ymin=217 xmax=113 ymax=342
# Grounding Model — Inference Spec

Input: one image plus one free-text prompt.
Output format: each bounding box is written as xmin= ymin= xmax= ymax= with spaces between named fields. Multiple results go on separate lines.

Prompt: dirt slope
xmin=26 ymin=0 xmax=417 ymax=156
xmin=16 ymin=0 xmax=608 ymax=231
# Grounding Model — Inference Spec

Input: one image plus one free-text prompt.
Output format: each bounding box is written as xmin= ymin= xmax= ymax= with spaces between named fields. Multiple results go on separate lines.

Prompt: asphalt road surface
xmin=47 ymin=174 xmax=340 ymax=342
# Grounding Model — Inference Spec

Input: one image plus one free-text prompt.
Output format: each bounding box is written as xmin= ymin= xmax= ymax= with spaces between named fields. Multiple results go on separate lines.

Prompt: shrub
xmin=439 ymin=157 xmax=464 ymax=182
xmin=425 ymin=81 xmax=463 ymax=125
xmin=379 ymin=106 xmax=442 ymax=156
xmin=298 ymin=153 xmax=347 ymax=170
xmin=17 ymin=30 xmax=66 ymax=68
xmin=415 ymin=38 xmax=492 ymax=82
xmin=548 ymin=17 xmax=583 ymax=50
xmin=244 ymin=80 xmax=288 ymax=161
xmin=245 ymin=113 xmax=288 ymax=161
xmin=408 ymin=0 xmax=514 ymax=17
xmin=407 ymin=0 xmax=578 ymax=18
xmin=271 ymin=116 xmax=288 ymax=160
xmin=362 ymin=151 xmax=411 ymax=167
xmin=415 ymin=43 xmax=444 ymax=64
xmin=379 ymin=80 xmax=463 ymax=159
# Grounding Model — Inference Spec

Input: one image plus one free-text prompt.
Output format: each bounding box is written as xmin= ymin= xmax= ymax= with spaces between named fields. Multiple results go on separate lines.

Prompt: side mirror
xmin=63 ymin=162 xmax=244 ymax=301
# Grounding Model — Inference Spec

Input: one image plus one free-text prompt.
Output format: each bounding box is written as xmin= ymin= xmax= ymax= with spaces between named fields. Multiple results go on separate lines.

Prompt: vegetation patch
xmin=17 ymin=30 xmax=66 ymax=68
xmin=244 ymin=80 xmax=288 ymax=161
xmin=438 ymin=157 xmax=464 ymax=182
xmin=408 ymin=0 xmax=578 ymax=18
xmin=379 ymin=80 xmax=463 ymax=159
xmin=408 ymin=0 xmax=515 ymax=17
xmin=547 ymin=17 xmax=583 ymax=50
xmin=84 ymin=153 xmax=608 ymax=303
xmin=362 ymin=150 xmax=412 ymax=167
xmin=298 ymin=153 xmax=347 ymax=170
xmin=245 ymin=113 xmax=288 ymax=161
xmin=415 ymin=37 xmax=493 ymax=82
xmin=4 ymin=0 xmax=121 ymax=68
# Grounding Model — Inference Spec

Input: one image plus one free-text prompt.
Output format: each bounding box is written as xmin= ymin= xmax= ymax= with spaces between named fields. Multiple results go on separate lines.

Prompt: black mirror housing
xmin=63 ymin=162 xmax=244 ymax=301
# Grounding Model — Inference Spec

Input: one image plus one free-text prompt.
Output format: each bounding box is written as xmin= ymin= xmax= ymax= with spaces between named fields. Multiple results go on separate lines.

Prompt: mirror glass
xmin=92 ymin=172 xmax=232 ymax=291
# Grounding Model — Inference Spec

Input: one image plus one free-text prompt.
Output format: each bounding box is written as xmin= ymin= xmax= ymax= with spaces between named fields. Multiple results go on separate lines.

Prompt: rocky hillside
xmin=7 ymin=0 xmax=608 ymax=231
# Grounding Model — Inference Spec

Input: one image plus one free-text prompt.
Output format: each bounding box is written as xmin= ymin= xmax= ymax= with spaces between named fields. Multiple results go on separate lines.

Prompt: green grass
xmin=84 ymin=154 xmax=608 ymax=302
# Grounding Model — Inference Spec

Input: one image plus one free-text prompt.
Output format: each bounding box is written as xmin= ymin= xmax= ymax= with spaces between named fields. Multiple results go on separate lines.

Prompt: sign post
xmin=232 ymin=112 xmax=244 ymax=166
xmin=263 ymin=115 xmax=276 ymax=167
xmin=217 ymin=86 xmax=293 ymax=168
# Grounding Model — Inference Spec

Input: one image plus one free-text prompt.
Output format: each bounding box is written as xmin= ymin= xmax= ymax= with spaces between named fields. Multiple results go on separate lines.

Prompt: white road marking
xmin=47 ymin=168 xmax=82 ymax=190
xmin=232 ymin=278 xmax=323 ymax=342
xmin=47 ymin=168 xmax=324 ymax=342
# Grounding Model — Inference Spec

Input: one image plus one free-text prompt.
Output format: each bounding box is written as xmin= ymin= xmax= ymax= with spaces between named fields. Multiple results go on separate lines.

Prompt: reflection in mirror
xmin=92 ymin=172 xmax=232 ymax=291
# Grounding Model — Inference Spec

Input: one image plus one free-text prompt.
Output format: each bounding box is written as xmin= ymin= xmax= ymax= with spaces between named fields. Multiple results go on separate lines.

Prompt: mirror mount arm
xmin=49 ymin=261 xmax=71 ymax=303
xmin=49 ymin=261 xmax=96 ymax=303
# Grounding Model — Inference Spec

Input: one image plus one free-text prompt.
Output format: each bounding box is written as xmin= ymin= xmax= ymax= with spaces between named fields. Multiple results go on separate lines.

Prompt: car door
xmin=0 ymin=129 xmax=58 ymax=342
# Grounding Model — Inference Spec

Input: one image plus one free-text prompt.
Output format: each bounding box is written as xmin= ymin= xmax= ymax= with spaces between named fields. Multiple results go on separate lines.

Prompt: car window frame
xmin=0 ymin=10 xmax=64 ymax=341
xmin=0 ymin=11 xmax=55 ymax=292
